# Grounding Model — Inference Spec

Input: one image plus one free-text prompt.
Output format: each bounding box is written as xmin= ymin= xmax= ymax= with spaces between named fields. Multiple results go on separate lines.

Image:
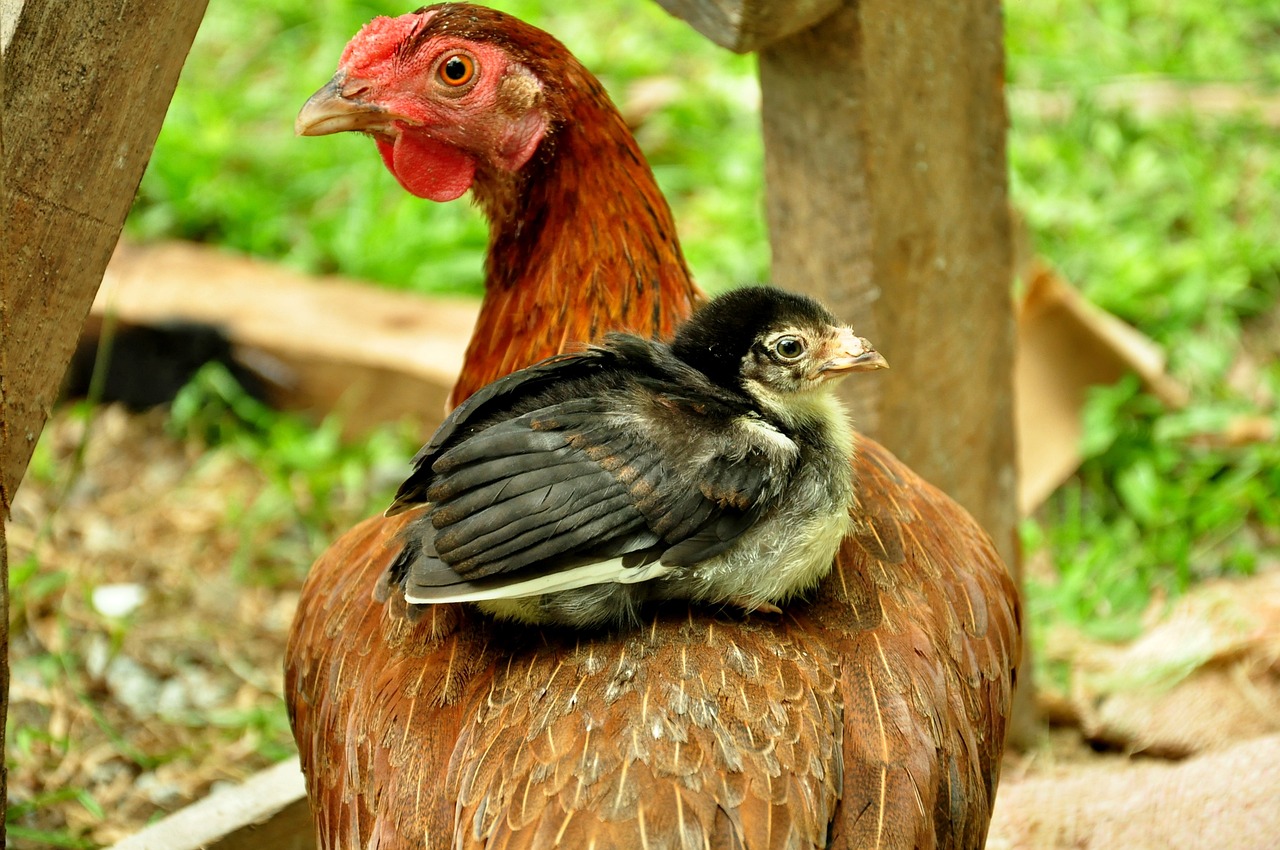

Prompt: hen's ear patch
xmin=494 ymin=69 xmax=548 ymax=172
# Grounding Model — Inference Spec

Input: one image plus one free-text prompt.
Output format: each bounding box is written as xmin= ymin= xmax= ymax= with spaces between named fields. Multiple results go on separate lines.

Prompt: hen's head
xmin=297 ymin=4 xmax=571 ymax=202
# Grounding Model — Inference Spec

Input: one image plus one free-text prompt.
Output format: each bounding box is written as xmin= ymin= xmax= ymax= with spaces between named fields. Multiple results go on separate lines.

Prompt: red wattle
xmin=375 ymin=132 xmax=475 ymax=202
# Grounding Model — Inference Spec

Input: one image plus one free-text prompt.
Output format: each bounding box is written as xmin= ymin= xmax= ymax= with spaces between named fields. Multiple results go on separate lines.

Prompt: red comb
xmin=339 ymin=11 xmax=435 ymax=74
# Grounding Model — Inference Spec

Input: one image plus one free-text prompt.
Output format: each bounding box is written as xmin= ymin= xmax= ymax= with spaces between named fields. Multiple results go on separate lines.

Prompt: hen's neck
xmin=454 ymin=75 xmax=703 ymax=408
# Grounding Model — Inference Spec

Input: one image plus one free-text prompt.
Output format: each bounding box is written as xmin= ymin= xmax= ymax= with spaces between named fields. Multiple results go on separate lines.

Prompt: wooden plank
xmin=92 ymin=241 xmax=476 ymax=435
xmin=4 ymin=6 xmax=205 ymax=839
xmin=1 ymin=0 xmax=207 ymax=504
xmin=1010 ymin=79 xmax=1280 ymax=127
xmin=111 ymin=757 xmax=313 ymax=850
xmin=654 ymin=0 xmax=840 ymax=51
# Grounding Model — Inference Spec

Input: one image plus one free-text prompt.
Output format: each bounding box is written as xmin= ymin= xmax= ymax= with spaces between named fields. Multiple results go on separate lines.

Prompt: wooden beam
xmin=1 ymin=0 xmax=207 ymax=504
xmin=2 ymin=14 xmax=12 ymax=846
xmin=760 ymin=0 xmax=1018 ymax=570
xmin=654 ymin=0 xmax=840 ymax=52
xmin=110 ymin=757 xmax=314 ymax=850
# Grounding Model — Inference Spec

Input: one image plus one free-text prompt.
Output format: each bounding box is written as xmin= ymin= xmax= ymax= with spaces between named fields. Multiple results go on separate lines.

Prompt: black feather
xmin=670 ymin=286 xmax=837 ymax=393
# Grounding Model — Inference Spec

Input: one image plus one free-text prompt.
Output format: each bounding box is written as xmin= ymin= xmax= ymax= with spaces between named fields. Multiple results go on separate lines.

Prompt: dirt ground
xmin=6 ymin=407 xmax=308 ymax=847
xmin=5 ymin=406 xmax=1279 ymax=847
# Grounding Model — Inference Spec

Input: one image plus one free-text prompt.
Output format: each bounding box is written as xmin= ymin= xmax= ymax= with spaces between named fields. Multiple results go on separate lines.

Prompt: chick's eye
xmin=438 ymin=53 xmax=476 ymax=87
xmin=775 ymin=337 xmax=805 ymax=360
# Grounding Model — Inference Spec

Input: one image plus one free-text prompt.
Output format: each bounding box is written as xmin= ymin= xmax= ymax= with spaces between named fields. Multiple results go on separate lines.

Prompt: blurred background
xmin=6 ymin=0 xmax=1279 ymax=845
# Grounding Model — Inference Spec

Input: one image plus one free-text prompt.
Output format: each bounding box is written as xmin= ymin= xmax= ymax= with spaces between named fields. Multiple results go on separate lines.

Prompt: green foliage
xmin=1007 ymin=5 xmax=1280 ymax=636
xmin=168 ymin=362 xmax=418 ymax=569
xmin=1030 ymin=375 xmax=1280 ymax=638
xmin=1006 ymin=0 xmax=1280 ymax=87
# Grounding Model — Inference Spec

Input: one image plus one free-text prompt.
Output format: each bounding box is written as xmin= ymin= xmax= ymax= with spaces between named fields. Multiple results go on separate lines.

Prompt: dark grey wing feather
xmin=391 ymin=347 xmax=802 ymax=602
xmin=439 ymin=491 xmax=643 ymax=576
xmin=386 ymin=349 xmax=616 ymax=515
xmin=430 ymin=452 xmax=598 ymax=524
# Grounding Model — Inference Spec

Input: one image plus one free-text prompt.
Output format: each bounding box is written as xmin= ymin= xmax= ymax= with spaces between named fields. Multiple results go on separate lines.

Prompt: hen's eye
xmin=775 ymin=337 xmax=804 ymax=360
xmin=438 ymin=54 xmax=476 ymax=87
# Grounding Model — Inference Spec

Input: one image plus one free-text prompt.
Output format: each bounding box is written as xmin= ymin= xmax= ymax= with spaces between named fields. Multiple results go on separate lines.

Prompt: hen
xmin=288 ymin=5 xmax=1021 ymax=849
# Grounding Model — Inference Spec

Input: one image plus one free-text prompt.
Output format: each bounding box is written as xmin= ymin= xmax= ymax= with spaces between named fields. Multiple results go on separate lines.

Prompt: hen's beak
xmin=296 ymin=74 xmax=390 ymax=137
xmin=817 ymin=328 xmax=888 ymax=377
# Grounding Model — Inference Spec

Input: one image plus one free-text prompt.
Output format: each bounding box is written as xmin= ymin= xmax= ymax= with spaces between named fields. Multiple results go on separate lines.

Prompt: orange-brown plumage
xmin=287 ymin=5 xmax=1019 ymax=848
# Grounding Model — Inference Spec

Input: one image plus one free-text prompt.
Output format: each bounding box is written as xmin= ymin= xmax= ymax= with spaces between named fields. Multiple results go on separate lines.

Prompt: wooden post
xmin=2 ymin=0 xmax=208 ymax=835
xmin=2 ymin=0 xmax=207 ymax=500
xmin=2 ymin=13 xmax=14 ymax=844
xmin=757 ymin=0 xmax=1017 ymax=571
xmin=654 ymin=0 xmax=1017 ymax=572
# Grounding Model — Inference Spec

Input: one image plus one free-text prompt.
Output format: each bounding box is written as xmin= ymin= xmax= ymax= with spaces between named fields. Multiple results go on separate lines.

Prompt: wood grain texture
xmin=760 ymin=0 xmax=1018 ymax=573
xmin=653 ymin=0 xmax=840 ymax=52
xmin=1 ymin=0 xmax=207 ymax=503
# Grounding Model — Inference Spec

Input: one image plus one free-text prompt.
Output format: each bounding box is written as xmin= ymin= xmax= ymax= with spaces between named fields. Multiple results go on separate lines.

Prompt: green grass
xmin=1005 ymin=3 xmax=1280 ymax=638
xmin=1005 ymin=0 xmax=1280 ymax=87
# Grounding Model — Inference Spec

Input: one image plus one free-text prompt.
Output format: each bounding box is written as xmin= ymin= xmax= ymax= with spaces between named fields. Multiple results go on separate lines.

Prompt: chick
xmin=385 ymin=286 xmax=888 ymax=628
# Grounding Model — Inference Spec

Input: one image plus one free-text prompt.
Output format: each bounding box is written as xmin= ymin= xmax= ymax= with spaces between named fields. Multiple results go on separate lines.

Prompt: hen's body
xmin=286 ymin=6 xmax=1019 ymax=848
xmin=293 ymin=444 xmax=1015 ymax=849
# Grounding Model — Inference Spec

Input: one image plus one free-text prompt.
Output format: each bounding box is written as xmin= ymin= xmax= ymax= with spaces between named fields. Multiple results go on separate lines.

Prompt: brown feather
xmin=286 ymin=5 xmax=1020 ymax=848
xmin=286 ymin=440 xmax=1019 ymax=849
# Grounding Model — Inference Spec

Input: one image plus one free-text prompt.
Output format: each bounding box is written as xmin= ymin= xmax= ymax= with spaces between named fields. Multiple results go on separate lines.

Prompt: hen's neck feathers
xmin=453 ymin=60 xmax=703 ymax=408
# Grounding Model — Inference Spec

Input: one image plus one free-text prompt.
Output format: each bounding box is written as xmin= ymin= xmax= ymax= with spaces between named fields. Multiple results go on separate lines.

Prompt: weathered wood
xmin=111 ymin=757 xmax=314 ymax=850
xmin=654 ymin=0 xmax=840 ymax=52
xmin=4 ymin=5 xmax=204 ymax=839
xmin=760 ymin=0 xmax=1017 ymax=567
xmin=1 ymin=0 xmax=207 ymax=504
xmin=2 ymin=15 xmax=13 ymax=846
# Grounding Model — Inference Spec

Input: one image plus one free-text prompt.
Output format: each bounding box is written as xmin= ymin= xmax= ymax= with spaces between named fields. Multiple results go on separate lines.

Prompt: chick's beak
xmin=817 ymin=327 xmax=889 ymax=377
xmin=296 ymin=74 xmax=390 ymax=137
